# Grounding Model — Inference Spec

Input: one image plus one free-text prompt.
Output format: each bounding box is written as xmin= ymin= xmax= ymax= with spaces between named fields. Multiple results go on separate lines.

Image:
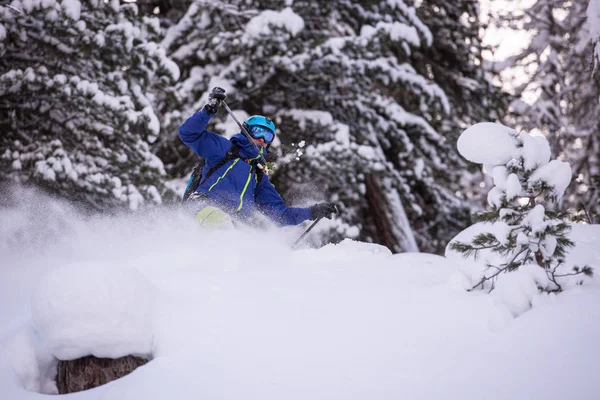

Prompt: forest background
xmin=1 ymin=0 xmax=598 ymax=254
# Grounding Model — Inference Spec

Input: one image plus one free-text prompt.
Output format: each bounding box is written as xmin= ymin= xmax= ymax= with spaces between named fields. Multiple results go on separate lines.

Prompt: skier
xmin=178 ymin=87 xmax=338 ymax=228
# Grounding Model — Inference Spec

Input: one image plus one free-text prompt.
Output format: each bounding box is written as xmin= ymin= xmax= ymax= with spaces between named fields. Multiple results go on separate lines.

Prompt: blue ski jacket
xmin=178 ymin=109 xmax=312 ymax=226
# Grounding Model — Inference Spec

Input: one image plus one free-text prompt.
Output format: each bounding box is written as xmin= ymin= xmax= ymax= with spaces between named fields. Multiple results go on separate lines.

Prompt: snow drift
xmin=0 ymin=188 xmax=599 ymax=399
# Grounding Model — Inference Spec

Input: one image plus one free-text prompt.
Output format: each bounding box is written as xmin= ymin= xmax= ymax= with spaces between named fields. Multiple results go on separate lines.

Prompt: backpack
xmin=182 ymin=142 xmax=265 ymax=202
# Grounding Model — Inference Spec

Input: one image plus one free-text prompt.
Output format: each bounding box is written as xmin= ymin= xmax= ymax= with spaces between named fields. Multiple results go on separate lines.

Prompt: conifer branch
xmin=554 ymin=265 xmax=594 ymax=278
xmin=469 ymin=247 xmax=529 ymax=291
xmin=470 ymin=265 xmax=509 ymax=291
xmin=1 ymin=4 xmax=22 ymax=13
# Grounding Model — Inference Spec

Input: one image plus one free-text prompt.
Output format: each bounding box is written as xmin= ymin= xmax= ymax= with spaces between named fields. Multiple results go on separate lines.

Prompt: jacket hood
xmin=231 ymin=133 xmax=268 ymax=159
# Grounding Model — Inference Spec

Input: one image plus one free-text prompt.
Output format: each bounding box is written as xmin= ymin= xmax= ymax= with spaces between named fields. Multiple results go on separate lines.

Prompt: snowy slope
xmin=1 ymin=188 xmax=599 ymax=400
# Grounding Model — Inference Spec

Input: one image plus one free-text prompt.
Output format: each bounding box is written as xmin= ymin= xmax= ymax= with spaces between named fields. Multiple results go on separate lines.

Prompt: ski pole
xmin=292 ymin=217 xmax=323 ymax=248
xmin=221 ymin=101 xmax=268 ymax=167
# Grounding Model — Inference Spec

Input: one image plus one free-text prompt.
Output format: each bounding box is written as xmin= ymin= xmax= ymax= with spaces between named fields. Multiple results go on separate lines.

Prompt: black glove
xmin=310 ymin=202 xmax=338 ymax=220
xmin=204 ymin=87 xmax=227 ymax=114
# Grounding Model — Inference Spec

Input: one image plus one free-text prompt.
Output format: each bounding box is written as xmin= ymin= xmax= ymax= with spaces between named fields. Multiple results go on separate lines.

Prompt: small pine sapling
xmin=451 ymin=124 xmax=593 ymax=292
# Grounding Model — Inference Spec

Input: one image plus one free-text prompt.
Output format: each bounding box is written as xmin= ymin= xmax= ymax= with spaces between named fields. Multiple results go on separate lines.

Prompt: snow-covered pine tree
xmin=414 ymin=0 xmax=509 ymax=131
xmin=156 ymin=0 xmax=503 ymax=253
xmin=491 ymin=0 xmax=600 ymax=223
xmin=410 ymin=0 xmax=511 ymax=240
xmin=451 ymin=123 xmax=593 ymax=292
xmin=0 ymin=0 xmax=179 ymax=210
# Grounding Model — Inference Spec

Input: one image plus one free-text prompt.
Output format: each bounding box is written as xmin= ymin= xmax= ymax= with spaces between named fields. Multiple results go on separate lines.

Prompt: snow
xmin=3 ymin=322 xmax=58 ymax=394
xmin=41 ymin=0 xmax=55 ymax=9
xmin=74 ymin=20 xmax=85 ymax=31
xmin=61 ymin=0 xmax=81 ymax=21
xmin=528 ymin=159 xmax=572 ymax=199
xmin=457 ymin=122 xmax=519 ymax=165
xmin=491 ymin=165 xmax=508 ymax=189
xmin=505 ymin=173 xmax=522 ymax=200
xmin=522 ymin=204 xmax=547 ymax=234
xmin=490 ymin=264 xmax=550 ymax=317
xmin=93 ymin=32 xmax=105 ymax=47
xmin=334 ymin=124 xmax=350 ymax=147
xmin=386 ymin=0 xmax=432 ymax=46
xmin=34 ymin=160 xmax=56 ymax=181
xmin=447 ymin=221 xmax=599 ymax=293
xmin=413 ymin=157 xmax=424 ymax=178
xmin=246 ymin=7 xmax=304 ymax=38
xmin=487 ymin=185 xmax=504 ymax=208
xmin=282 ymin=109 xmax=334 ymax=130
xmin=45 ymin=8 xmax=58 ymax=21
xmin=143 ymin=105 xmax=160 ymax=136
xmin=160 ymin=2 xmax=203 ymax=51
xmin=0 ymin=188 xmax=599 ymax=399
xmin=31 ymin=262 xmax=155 ymax=360
xmin=589 ymin=0 xmax=600 ymax=41
xmin=458 ymin=122 xmax=572 ymax=203
xmin=521 ymin=131 xmax=550 ymax=171
xmin=360 ymin=22 xmax=420 ymax=47
xmin=141 ymin=42 xmax=181 ymax=81
xmin=485 ymin=221 xmax=511 ymax=246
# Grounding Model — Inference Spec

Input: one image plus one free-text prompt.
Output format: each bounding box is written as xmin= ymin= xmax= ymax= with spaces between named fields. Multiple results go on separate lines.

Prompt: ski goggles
xmin=248 ymin=125 xmax=275 ymax=144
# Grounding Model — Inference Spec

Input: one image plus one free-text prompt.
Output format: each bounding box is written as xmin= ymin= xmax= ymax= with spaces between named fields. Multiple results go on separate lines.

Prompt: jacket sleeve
xmin=178 ymin=108 xmax=230 ymax=163
xmin=255 ymin=175 xmax=313 ymax=226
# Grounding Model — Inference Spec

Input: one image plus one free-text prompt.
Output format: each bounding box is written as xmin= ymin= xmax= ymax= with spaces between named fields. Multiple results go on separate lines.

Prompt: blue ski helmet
xmin=243 ymin=115 xmax=276 ymax=139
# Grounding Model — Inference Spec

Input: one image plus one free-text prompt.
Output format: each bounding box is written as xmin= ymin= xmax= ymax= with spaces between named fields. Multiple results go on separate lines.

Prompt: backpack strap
xmin=183 ymin=142 xmax=267 ymax=202
xmin=182 ymin=160 xmax=205 ymax=202
xmin=182 ymin=143 xmax=240 ymax=203
xmin=198 ymin=142 xmax=240 ymax=187
xmin=253 ymin=163 xmax=265 ymax=188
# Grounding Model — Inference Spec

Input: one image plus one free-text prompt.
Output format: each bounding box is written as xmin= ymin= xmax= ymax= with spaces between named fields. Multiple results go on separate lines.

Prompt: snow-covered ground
xmin=1 ymin=187 xmax=599 ymax=400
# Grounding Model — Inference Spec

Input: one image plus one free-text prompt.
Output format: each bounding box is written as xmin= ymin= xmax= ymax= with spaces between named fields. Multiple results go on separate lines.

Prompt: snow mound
xmin=457 ymin=122 xmax=519 ymax=165
xmin=320 ymin=238 xmax=393 ymax=256
xmin=31 ymin=262 xmax=156 ymax=360
xmin=1 ymin=191 xmax=599 ymax=400
xmin=491 ymin=264 xmax=551 ymax=317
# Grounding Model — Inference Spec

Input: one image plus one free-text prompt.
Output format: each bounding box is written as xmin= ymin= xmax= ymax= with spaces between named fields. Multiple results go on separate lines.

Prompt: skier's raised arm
xmin=178 ymin=87 xmax=230 ymax=162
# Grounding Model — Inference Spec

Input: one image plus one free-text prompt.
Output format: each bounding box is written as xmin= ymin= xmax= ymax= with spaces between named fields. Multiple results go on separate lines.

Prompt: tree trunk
xmin=365 ymin=173 xmax=398 ymax=251
xmin=56 ymin=355 xmax=148 ymax=394
xmin=365 ymin=173 xmax=419 ymax=253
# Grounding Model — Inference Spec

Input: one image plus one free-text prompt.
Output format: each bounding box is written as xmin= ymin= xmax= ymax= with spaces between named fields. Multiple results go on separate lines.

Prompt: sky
xmin=480 ymin=0 xmax=533 ymax=61
xmin=479 ymin=0 xmax=536 ymax=98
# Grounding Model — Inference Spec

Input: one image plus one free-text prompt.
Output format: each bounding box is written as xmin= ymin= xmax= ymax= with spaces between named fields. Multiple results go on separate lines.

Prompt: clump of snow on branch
xmin=246 ymin=7 xmax=304 ymax=38
xmin=458 ymin=122 xmax=571 ymax=205
xmin=457 ymin=122 xmax=519 ymax=166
